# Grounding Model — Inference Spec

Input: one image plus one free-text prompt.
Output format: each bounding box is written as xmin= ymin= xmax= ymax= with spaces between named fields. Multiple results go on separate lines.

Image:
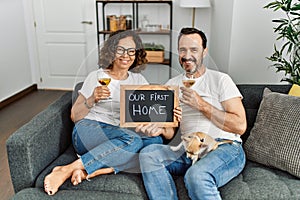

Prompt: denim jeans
xmin=139 ymin=141 xmax=246 ymax=200
xmin=72 ymin=119 xmax=162 ymax=174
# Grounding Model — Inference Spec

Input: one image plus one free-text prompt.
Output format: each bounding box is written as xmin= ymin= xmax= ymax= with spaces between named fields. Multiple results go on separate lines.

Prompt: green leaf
xmin=290 ymin=11 xmax=300 ymax=16
xmin=291 ymin=3 xmax=300 ymax=11
xmin=143 ymin=43 xmax=165 ymax=51
xmin=286 ymin=0 xmax=292 ymax=10
xmin=272 ymin=19 xmax=288 ymax=23
xmin=264 ymin=2 xmax=280 ymax=9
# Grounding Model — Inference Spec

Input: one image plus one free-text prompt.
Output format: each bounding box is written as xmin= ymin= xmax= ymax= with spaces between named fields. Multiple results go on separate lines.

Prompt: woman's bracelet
xmin=84 ymin=100 xmax=94 ymax=109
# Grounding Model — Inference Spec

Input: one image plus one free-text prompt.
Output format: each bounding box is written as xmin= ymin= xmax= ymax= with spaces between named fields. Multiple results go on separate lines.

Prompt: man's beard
xmin=181 ymin=57 xmax=196 ymax=63
xmin=180 ymin=57 xmax=201 ymax=74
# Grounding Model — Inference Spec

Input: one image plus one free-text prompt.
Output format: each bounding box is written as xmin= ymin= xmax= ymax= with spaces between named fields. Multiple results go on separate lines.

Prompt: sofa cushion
xmin=13 ymin=188 xmax=145 ymax=200
xmin=244 ymin=88 xmax=300 ymax=178
xmin=219 ymin=161 xmax=300 ymax=200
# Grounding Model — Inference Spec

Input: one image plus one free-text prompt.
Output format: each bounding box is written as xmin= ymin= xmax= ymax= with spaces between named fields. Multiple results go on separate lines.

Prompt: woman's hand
xmin=135 ymin=124 xmax=176 ymax=140
xmin=135 ymin=124 xmax=164 ymax=137
xmin=93 ymin=86 xmax=111 ymax=102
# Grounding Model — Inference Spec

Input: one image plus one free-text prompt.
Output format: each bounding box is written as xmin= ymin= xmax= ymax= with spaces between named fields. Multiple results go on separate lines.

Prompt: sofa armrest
xmin=6 ymin=92 xmax=74 ymax=193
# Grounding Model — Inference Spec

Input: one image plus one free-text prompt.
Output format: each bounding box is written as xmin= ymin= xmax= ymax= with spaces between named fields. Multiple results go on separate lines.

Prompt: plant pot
xmin=146 ymin=51 xmax=164 ymax=63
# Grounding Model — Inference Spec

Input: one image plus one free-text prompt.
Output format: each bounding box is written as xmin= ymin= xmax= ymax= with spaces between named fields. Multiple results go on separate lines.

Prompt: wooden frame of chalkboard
xmin=120 ymin=85 xmax=179 ymax=127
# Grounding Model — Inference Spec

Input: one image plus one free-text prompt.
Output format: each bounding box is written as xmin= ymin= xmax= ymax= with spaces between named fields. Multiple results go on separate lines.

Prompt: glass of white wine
xmin=182 ymin=72 xmax=195 ymax=88
xmin=97 ymin=69 xmax=112 ymax=100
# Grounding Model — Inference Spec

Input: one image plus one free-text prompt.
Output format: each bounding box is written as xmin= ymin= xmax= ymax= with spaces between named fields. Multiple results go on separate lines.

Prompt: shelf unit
xmin=95 ymin=0 xmax=173 ymax=79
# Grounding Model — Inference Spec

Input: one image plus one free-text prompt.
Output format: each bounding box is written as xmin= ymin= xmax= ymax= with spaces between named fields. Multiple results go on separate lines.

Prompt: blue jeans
xmin=139 ymin=141 xmax=246 ymax=200
xmin=72 ymin=119 xmax=162 ymax=174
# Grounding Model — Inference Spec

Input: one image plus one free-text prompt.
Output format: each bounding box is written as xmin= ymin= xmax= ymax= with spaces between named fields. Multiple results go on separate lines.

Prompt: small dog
xmin=170 ymin=132 xmax=233 ymax=165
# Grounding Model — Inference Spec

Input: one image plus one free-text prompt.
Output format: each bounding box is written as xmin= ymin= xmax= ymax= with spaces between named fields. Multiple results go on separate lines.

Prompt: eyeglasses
xmin=116 ymin=46 xmax=136 ymax=56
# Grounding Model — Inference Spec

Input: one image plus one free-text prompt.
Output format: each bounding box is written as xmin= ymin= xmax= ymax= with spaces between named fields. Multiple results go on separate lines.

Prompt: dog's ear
xmin=182 ymin=135 xmax=192 ymax=142
xmin=195 ymin=132 xmax=205 ymax=143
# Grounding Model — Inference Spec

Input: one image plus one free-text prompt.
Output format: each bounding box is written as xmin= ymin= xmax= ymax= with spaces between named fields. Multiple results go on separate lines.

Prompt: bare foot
xmin=71 ymin=169 xmax=87 ymax=185
xmin=86 ymin=167 xmax=114 ymax=180
xmin=44 ymin=166 xmax=73 ymax=195
xmin=71 ymin=167 xmax=114 ymax=186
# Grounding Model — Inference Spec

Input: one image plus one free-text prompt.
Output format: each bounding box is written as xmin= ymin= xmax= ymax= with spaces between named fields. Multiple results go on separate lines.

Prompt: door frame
xmin=22 ymin=0 xmax=42 ymax=88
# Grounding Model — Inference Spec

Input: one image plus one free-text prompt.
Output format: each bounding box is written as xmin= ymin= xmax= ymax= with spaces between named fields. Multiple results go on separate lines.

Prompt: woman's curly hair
xmin=98 ymin=30 xmax=148 ymax=73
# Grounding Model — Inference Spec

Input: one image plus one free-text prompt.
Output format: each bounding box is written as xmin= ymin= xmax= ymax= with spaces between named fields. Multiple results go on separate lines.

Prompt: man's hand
xmin=173 ymin=106 xmax=182 ymax=122
xmin=180 ymin=86 xmax=206 ymax=111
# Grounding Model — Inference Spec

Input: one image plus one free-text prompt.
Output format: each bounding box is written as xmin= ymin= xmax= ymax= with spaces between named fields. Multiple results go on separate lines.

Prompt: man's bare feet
xmin=71 ymin=167 xmax=114 ymax=186
xmin=44 ymin=166 xmax=73 ymax=195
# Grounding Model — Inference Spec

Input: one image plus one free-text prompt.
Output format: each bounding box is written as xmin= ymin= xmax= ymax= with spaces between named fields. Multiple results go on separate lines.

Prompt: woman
xmin=44 ymin=30 xmax=180 ymax=195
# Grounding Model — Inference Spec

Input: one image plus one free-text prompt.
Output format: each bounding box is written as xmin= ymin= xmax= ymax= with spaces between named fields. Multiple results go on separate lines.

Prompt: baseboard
xmin=0 ymin=84 xmax=38 ymax=110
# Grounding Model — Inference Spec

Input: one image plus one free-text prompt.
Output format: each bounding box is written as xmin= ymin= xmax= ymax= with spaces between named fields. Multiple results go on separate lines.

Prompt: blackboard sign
xmin=120 ymin=85 xmax=179 ymax=127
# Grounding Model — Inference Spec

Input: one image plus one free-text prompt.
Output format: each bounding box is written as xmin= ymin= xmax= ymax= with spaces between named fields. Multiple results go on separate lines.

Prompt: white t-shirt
xmin=166 ymin=68 xmax=242 ymax=142
xmin=79 ymin=70 xmax=148 ymax=126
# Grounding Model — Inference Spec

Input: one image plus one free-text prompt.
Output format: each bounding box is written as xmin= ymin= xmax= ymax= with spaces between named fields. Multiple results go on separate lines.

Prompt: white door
xmin=33 ymin=0 xmax=98 ymax=89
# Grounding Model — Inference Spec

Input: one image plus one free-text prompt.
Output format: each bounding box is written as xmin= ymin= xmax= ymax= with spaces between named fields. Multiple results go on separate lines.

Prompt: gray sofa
xmin=6 ymin=84 xmax=300 ymax=200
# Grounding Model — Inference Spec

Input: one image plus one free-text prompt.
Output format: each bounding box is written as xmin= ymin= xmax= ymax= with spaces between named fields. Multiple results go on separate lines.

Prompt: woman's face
xmin=113 ymin=36 xmax=136 ymax=71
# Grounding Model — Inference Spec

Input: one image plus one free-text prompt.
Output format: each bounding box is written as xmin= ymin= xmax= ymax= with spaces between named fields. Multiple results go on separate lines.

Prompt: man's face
xmin=178 ymin=33 xmax=206 ymax=74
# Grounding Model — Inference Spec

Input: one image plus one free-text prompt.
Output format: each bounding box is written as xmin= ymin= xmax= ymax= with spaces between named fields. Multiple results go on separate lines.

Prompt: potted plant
xmin=264 ymin=0 xmax=300 ymax=85
xmin=143 ymin=43 xmax=165 ymax=63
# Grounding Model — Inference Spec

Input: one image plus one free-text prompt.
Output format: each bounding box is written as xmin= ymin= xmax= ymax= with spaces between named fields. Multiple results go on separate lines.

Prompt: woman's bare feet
xmin=44 ymin=166 xmax=73 ymax=195
xmin=71 ymin=167 xmax=114 ymax=186
xmin=44 ymin=159 xmax=84 ymax=195
xmin=71 ymin=169 xmax=87 ymax=185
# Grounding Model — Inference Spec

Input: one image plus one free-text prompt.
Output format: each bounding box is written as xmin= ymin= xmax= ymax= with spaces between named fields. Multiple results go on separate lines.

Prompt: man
xmin=138 ymin=27 xmax=247 ymax=200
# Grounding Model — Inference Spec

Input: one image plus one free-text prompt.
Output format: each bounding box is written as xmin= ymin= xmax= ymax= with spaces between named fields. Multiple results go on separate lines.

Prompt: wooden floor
xmin=0 ymin=89 xmax=67 ymax=200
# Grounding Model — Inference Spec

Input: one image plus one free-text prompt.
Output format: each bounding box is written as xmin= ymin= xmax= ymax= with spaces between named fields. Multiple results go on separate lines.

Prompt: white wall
xmin=0 ymin=0 xmax=33 ymax=102
xmin=210 ymin=0 xmax=285 ymax=84
xmin=0 ymin=0 xmax=288 ymax=102
xmin=209 ymin=0 xmax=234 ymax=73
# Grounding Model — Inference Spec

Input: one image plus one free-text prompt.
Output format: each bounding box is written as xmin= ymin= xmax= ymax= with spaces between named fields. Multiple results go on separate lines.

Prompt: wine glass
xmin=97 ymin=69 xmax=112 ymax=100
xmin=182 ymin=72 xmax=195 ymax=88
